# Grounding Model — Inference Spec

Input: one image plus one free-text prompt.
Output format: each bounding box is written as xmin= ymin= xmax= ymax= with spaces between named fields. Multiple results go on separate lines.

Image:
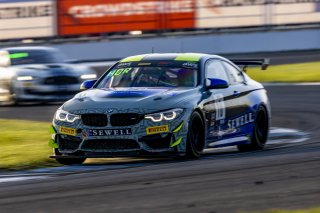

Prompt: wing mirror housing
xmin=80 ymin=79 xmax=97 ymax=90
xmin=206 ymin=78 xmax=229 ymax=89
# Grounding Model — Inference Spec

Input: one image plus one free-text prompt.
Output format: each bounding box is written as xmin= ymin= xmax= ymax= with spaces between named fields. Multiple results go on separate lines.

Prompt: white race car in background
xmin=0 ymin=46 xmax=97 ymax=105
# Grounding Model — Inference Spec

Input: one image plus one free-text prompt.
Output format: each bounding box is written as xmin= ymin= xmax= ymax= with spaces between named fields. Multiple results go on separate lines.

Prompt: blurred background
xmin=0 ymin=0 xmax=319 ymax=61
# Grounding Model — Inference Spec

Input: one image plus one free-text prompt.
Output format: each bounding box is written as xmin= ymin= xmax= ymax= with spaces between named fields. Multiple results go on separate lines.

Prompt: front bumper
xmin=50 ymin=111 xmax=190 ymax=157
xmin=13 ymin=81 xmax=81 ymax=102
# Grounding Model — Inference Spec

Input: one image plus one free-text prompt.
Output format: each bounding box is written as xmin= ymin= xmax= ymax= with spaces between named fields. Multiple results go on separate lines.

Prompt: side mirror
xmin=80 ymin=79 xmax=97 ymax=90
xmin=206 ymin=78 xmax=229 ymax=89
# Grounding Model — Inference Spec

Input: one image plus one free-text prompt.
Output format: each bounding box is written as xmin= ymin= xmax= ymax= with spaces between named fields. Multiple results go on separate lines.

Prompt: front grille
xmin=58 ymin=135 xmax=81 ymax=151
xmin=81 ymin=139 xmax=140 ymax=150
xmin=110 ymin=113 xmax=142 ymax=126
xmin=140 ymin=133 xmax=172 ymax=149
xmin=82 ymin=114 xmax=108 ymax=127
xmin=43 ymin=76 xmax=79 ymax=85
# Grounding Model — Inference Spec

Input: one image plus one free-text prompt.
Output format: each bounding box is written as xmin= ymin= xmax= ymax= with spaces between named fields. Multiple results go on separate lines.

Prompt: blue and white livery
xmin=49 ymin=53 xmax=271 ymax=165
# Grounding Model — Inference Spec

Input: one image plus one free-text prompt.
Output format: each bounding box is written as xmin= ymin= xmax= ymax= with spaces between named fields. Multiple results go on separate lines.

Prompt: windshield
xmin=96 ymin=62 xmax=198 ymax=88
xmin=9 ymin=49 xmax=65 ymax=65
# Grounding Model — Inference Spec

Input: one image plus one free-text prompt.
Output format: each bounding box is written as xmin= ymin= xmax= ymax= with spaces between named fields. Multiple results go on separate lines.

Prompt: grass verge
xmin=246 ymin=61 xmax=320 ymax=82
xmin=256 ymin=207 xmax=320 ymax=213
xmin=0 ymin=119 xmax=58 ymax=170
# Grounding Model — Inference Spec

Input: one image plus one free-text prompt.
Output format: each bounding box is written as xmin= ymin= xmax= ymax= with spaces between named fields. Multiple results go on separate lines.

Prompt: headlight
xmin=81 ymin=74 xmax=97 ymax=79
xmin=17 ymin=76 xmax=33 ymax=81
xmin=55 ymin=109 xmax=80 ymax=123
xmin=145 ymin=108 xmax=183 ymax=122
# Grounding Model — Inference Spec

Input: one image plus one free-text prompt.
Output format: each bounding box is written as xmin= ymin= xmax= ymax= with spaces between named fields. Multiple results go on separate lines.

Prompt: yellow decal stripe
xmin=170 ymin=137 xmax=183 ymax=147
xmin=49 ymin=125 xmax=56 ymax=134
xmin=121 ymin=55 xmax=145 ymax=62
xmin=173 ymin=122 xmax=184 ymax=133
xmin=48 ymin=139 xmax=58 ymax=148
xmin=174 ymin=54 xmax=202 ymax=62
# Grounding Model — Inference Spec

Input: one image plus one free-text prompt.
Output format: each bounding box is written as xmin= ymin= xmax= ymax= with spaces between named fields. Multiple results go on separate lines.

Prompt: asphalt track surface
xmin=0 ymin=85 xmax=319 ymax=212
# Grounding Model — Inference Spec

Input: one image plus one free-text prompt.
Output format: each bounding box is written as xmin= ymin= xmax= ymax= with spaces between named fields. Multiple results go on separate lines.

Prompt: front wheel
xmin=237 ymin=106 xmax=269 ymax=152
xmin=185 ymin=111 xmax=205 ymax=158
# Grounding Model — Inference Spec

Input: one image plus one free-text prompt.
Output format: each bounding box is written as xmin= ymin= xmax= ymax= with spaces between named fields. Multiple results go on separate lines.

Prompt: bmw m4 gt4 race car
xmin=49 ymin=53 xmax=270 ymax=165
xmin=0 ymin=46 xmax=96 ymax=105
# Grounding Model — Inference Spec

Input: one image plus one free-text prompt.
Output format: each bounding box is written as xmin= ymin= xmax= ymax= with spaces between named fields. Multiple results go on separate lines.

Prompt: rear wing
xmin=230 ymin=58 xmax=270 ymax=71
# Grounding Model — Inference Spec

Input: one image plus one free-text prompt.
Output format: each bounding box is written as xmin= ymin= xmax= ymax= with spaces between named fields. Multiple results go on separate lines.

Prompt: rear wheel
xmin=237 ymin=106 xmax=269 ymax=152
xmin=186 ymin=111 xmax=205 ymax=158
xmin=54 ymin=148 xmax=86 ymax=165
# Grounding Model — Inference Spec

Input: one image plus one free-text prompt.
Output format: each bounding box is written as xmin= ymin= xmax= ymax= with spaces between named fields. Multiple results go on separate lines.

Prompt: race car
xmin=0 ymin=46 xmax=97 ymax=105
xmin=49 ymin=53 xmax=270 ymax=165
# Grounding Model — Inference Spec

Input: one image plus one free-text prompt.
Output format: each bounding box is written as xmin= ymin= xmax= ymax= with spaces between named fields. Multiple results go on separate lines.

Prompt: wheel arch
xmin=255 ymin=102 xmax=271 ymax=127
xmin=191 ymin=108 xmax=207 ymax=149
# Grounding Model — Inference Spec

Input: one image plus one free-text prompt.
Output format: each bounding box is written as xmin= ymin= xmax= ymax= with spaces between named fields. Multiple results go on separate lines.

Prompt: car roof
xmin=120 ymin=53 xmax=225 ymax=63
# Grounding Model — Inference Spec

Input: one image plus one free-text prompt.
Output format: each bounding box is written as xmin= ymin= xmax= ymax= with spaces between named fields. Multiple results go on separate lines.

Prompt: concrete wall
xmin=52 ymin=28 xmax=320 ymax=61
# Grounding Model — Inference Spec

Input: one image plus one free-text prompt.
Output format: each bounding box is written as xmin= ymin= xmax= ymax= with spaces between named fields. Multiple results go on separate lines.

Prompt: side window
xmin=222 ymin=62 xmax=244 ymax=85
xmin=205 ymin=60 xmax=229 ymax=82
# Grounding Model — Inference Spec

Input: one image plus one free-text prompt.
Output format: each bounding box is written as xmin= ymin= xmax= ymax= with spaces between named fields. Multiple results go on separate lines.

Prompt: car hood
xmin=62 ymin=87 xmax=201 ymax=114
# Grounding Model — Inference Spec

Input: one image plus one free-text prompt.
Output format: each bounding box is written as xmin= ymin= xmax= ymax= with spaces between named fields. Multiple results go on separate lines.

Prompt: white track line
xmin=0 ymin=176 xmax=47 ymax=183
xmin=0 ymin=127 xmax=310 ymax=183
xmin=263 ymin=82 xmax=320 ymax=86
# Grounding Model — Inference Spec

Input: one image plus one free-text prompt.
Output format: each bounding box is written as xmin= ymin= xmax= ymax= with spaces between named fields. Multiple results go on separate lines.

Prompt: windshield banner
xmin=57 ymin=0 xmax=196 ymax=36
xmin=0 ymin=0 xmax=56 ymax=40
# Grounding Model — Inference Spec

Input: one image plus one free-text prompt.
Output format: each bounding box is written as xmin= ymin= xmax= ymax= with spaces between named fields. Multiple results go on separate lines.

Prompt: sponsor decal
xmin=108 ymin=68 xmax=132 ymax=77
xmin=89 ymin=128 xmax=132 ymax=136
xmin=157 ymin=61 xmax=173 ymax=66
xmin=59 ymin=126 xmax=76 ymax=136
xmin=146 ymin=125 xmax=169 ymax=135
xmin=228 ymin=113 xmax=254 ymax=129
xmin=81 ymin=131 xmax=88 ymax=138
xmin=182 ymin=62 xmax=198 ymax=69
xmin=0 ymin=1 xmax=55 ymax=40
xmin=198 ymin=0 xmax=317 ymax=8
xmin=68 ymin=1 xmax=193 ymax=18
xmin=117 ymin=62 xmax=131 ymax=67
xmin=0 ymin=4 xmax=52 ymax=20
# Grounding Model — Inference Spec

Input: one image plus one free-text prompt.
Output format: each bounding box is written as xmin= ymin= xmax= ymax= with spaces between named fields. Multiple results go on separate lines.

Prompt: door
xmin=203 ymin=59 xmax=249 ymax=147
xmin=220 ymin=60 xmax=254 ymax=139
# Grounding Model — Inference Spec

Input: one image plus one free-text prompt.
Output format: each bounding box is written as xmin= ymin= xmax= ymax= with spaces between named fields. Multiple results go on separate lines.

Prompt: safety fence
xmin=0 ymin=0 xmax=319 ymax=40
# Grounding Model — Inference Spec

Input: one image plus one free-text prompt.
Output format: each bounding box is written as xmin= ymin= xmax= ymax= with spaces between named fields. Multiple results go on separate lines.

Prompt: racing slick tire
xmin=185 ymin=111 xmax=205 ymax=158
xmin=54 ymin=148 xmax=86 ymax=165
xmin=237 ymin=106 xmax=269 ymax=152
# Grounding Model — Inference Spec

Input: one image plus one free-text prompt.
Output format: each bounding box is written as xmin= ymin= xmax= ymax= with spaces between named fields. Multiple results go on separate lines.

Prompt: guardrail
xmin=0 ymin=0 xmax=319 ymax=42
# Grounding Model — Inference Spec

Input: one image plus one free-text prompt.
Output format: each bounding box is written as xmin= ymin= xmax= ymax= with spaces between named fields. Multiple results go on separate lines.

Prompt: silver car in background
xmin=0 ymin=46 xmax=97 ymax=105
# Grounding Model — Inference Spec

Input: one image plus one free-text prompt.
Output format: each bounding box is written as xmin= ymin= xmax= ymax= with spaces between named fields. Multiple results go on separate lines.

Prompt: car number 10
xmin=213 ymin=94 xmax=226 ymax=121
